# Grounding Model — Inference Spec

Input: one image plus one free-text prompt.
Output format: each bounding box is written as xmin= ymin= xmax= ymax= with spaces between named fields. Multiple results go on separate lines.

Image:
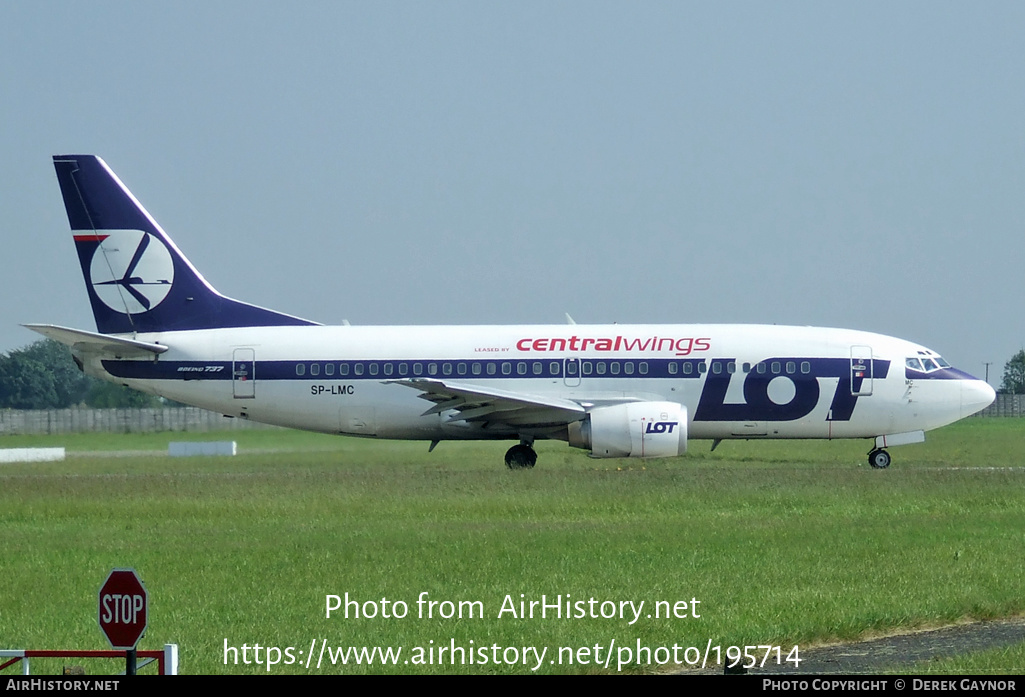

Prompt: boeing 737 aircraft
xmin=27 ymin=155 xmax=995 ymax=469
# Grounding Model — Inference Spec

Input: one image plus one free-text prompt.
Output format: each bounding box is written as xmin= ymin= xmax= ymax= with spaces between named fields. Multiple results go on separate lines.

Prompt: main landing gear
xmin=868 ymin=448 xmax=891 ymax=469
xmin=505 ymin=440 xmax=538 ymax=469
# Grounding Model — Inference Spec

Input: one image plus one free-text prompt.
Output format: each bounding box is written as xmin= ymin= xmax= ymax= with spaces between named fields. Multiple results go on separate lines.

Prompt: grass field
xmin=1 ymin=419 xmax=1023 ymax=675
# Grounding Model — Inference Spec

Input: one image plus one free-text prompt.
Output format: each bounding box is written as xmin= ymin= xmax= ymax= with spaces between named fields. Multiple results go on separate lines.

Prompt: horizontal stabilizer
xmin=23 ymin=323 xmax=168 ymax=358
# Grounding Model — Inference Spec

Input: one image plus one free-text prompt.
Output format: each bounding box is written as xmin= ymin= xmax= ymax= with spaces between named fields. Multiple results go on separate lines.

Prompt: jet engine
xmin=568 ymin=402 xmax=688 ymax=458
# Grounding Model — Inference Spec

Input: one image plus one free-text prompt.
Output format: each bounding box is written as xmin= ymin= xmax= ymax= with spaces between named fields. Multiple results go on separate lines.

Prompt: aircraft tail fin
xmin=52 ymin=155 xmax=317 ymax=335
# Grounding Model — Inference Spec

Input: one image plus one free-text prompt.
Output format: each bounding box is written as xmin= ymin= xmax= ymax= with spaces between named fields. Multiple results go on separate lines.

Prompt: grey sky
xmin=2 ymin=2 xmax=1022 ymax=383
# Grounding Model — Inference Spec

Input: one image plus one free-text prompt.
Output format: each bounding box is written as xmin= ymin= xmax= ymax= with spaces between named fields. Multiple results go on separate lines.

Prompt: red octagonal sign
xmin=98 ymin=568 xmax=148 ymax=650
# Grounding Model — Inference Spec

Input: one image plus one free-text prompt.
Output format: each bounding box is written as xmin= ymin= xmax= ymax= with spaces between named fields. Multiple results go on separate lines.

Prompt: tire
xmin=868 ymin=448 xmax=891 ymax=469
xmin=504 ymin=444 xmax=537 ymax=469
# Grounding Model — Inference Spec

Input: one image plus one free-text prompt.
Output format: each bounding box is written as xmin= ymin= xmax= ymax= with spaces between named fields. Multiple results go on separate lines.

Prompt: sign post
xmin=98 ymin=568 xmax=148 ymax=675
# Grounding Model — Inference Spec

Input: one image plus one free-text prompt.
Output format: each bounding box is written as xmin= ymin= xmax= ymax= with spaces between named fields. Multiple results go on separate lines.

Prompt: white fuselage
xmin=82 ymin=323 xmax=995 ymax=447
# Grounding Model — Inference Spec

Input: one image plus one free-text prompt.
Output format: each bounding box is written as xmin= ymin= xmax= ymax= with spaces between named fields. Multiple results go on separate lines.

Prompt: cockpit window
xmin=907 ymin=355 xmax=949 ymax=372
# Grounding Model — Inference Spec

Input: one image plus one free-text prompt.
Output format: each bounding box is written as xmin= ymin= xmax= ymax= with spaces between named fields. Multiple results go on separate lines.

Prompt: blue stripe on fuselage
xmin=101 ymin=356 xmax=894 ymax=424
xmin=102 ymin=357 xmax=710 ymax=381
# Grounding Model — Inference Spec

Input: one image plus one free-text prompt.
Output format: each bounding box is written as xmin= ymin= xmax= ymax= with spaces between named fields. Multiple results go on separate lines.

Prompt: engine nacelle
xmin=568 ymin=402 xmax=688 ymax=458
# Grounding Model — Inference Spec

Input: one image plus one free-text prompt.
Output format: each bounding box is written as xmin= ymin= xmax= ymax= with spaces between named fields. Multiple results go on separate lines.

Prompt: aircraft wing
xmin=22 ymin=324 xmax=168 ymax=358
xmin=387 ymin=378 xmax=586 ymax=428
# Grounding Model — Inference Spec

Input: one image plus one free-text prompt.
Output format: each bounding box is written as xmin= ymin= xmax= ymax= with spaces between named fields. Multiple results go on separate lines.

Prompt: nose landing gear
xmin=868 ymin=448 xmax=891 ymax=469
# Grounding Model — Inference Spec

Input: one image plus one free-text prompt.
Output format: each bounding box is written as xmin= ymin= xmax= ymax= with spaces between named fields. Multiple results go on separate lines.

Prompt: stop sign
xmin=98 ymin=568 xmax=148 ymax=649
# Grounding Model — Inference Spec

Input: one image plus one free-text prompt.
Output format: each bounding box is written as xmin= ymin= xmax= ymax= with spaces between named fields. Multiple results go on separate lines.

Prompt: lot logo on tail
xmin=87 ymin=230 xmax=175 ymax=314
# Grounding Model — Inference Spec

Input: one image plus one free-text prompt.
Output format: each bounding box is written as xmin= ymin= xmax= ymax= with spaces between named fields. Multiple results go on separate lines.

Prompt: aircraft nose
xmin=962 ymin=379 xmax=996 ymax=418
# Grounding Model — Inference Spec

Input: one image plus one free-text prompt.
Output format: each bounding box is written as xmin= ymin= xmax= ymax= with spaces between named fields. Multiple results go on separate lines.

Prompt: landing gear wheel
xmin=868 ymin=448 xmax=891 ymax=469
xmin=505 ymin=444 xmax=537 ymax=469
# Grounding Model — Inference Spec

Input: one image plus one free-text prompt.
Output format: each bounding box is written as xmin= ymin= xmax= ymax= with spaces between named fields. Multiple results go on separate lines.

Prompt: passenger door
xmin=232 ymin=348 xmax=256 ymax=399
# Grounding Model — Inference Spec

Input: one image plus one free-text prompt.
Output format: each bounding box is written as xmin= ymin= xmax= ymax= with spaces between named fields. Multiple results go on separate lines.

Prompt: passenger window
xmin=442 ymin=363 xmax=452 ymax=376
xmin=296 ymin=364 xmax=305 ymax=376
xmin=398 ymin=363 xmax=408 ymax=376
xmin=624 ymin=362 xmax=634 ymax=375
xmin=369 ymin=363 xmax=379 ymax=376
xmin=771 ymin=362 xmax=781 ymax=374
xmin=413 ymin=363 xmax=423 ymax=376
xmin=742 ymin=362 xmax=751 ymax=373
xmin=786 ymin=361 xmax=796 ymax=375
xmin=533 ymin=362 xmax=543 ymax=375
xmin=610 ymin=362 xmax=621 ymax=375
xmin=502 ymin=362 xmax=512 ymax=375
xmin=757 ymin=363 xmax=766 ymax=374
xmin=517 ymin=362 xmax=527 ymax=375
xmin=698 ymin=362 xmax=707 ymax=374
xmin=340 ymin=363 xmax=349 ymax=376
xmin=582 ymin=361 xmax=593 ymax=375
xmin=726 ymin=361 xmax=736 ymax=374
xmin=639 ymin=362 xmax=648 ymax=375
xmin=669 ymin=362 xmax=678 ymax=375
xmin=596 ymin=362 xmax=607 ymax=375
xmin=801 ymin=361 xmax=811 ymax=374
xmin=383 ymin=363 xmax=393 ymax=376
xmin=684 ymin=362 xmax=693 ymax=375
xmin=712 ymin=362 xmax=722 ymax=375
xmin=311 ymin=364 xmax=320 ymax=376
xmin=550 ymin=362 xmax=560 ymax=375
xmin=457 ymin=362 xmax=467 ymax=375
xmin=487 ymin=363 xmax=497 ymax=375
xmin=428 ymin=363 xmax=438 ymax=375
xmin=472 ymin=362 xmax=481 ymax=375
xmin=325 ymin=363 xmax=335 ymax=376
xmin=354 ymin=363 xmax=364 ymax=376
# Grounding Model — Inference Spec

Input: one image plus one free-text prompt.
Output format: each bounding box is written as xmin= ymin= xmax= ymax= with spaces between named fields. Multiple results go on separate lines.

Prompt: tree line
xmin=1001 ymin=350 xmax=1025 ymax=395
xmin=0 ymin=339 xmax=159 ymax=409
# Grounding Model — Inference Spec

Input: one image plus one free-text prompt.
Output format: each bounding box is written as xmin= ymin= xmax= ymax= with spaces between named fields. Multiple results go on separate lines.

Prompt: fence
xmin=977 ymin=393 xmax=1025 ymax=418
xmin=0 ymin=407 xmax=275 ymax=436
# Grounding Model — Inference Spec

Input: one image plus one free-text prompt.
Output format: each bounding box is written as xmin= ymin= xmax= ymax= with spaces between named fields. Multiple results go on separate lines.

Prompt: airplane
xmin=26 ymin=155 xmax=996 ymax=470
